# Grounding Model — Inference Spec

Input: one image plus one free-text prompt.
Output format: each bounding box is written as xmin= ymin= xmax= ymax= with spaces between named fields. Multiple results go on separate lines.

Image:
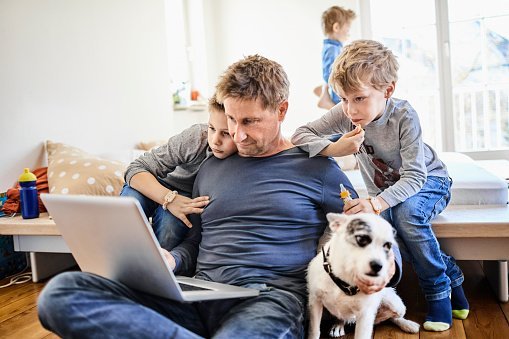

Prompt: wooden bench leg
xmin=483 ymin=260 xmax=508 ymax=303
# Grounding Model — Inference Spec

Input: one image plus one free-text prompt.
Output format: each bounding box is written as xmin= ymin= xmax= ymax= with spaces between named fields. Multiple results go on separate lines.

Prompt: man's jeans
xmin=120 ymin=184 xmax=190 ymax=250
xmin=381 ymin=176 xmax=464 ymax=301
xmin=38 ymin=271 xmax=305 ymax=339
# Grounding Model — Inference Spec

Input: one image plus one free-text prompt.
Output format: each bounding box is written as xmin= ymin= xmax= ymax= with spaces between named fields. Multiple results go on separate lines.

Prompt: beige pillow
xmin=46 ymin=141 xmax=126 ymax=196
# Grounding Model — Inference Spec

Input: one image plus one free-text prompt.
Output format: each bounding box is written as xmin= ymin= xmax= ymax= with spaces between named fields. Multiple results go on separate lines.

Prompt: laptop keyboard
xmin=179 ymin=282 xmax=212 ymax=292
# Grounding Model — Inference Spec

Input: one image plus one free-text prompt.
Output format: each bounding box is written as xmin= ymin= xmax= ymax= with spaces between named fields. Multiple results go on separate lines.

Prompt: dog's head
xmin=325 ymin=212 xmax=396 ymax=282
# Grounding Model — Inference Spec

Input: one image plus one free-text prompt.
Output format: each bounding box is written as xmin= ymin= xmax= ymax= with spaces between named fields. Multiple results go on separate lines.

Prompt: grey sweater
xmin=292 ymin=98 xmax=448 ymax=207
xmin=124 ymin=124 xmax=212 ymax=194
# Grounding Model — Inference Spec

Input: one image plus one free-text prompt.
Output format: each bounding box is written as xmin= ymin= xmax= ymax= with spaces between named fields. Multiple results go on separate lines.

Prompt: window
xmin=364 ymin=0 xmax=509 ymax=157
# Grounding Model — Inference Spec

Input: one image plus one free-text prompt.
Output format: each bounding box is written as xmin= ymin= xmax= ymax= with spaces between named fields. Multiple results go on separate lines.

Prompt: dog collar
xmin=322 ymin=247 xmax=359 ymax=296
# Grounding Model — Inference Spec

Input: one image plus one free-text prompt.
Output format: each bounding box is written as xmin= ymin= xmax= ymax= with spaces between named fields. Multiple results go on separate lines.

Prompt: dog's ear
xmin=326 ymin=213 xmax=348 ymax=232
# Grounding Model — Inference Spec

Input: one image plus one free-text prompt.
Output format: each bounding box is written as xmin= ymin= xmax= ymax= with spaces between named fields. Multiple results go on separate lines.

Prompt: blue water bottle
xmin=19 ymin=168 xmax=39 ymax=219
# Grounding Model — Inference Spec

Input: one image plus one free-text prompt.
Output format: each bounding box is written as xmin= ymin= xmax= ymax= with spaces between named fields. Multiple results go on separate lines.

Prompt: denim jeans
xmin=380 ymin=176 xmax=464 ymax=301
xmin=120 ymin=184 xmax=190 ymax=251
xmin=38 ymin=271 xmax=306 ymax=339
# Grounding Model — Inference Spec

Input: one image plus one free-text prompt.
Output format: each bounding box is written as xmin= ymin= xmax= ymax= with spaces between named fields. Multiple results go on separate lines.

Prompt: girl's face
xmin=337 ymin=82 xmax=395 ymax=128
xmin=207 ymin=110 xmax=237 ymax=159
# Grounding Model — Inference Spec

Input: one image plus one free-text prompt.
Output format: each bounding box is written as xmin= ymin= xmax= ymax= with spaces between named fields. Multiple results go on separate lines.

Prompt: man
xmin=38 ymin=55 xmax=401 ymax=338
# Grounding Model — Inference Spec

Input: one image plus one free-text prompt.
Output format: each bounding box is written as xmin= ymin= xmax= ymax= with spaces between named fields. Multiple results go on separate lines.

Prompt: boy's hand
xmin=167 ymin=195 xmax=209 ymax=228
xmin=327 ymin=125 xmax=364 ymax=157
xmin=343 ymin=198 xmax=373 ymax=214
xmin=159 ymin=248 xmax=176 ymax=270
xmin=354 ymin=249 xmax=395 ymax=294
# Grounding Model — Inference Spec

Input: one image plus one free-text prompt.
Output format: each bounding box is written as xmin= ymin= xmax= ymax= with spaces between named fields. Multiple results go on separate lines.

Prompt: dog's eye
xmin=355 ymin=235 xmax=371 ymax=247
xmin=384 ymin=242 xmax=392 ymax=251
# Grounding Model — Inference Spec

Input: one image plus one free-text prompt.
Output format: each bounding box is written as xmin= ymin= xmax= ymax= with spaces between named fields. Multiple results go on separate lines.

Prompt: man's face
xmin=223 ymin=98 xmax=286 ymax=157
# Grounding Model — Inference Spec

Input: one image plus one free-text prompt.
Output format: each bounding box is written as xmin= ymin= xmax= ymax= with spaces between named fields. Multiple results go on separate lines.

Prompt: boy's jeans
xmin=38 ymin=271 xmax=305 ymax=339
xmin=381 ymin=176 xmax=464 ymax=301
xmin=120 ymin=184 xmax=190 ymax=250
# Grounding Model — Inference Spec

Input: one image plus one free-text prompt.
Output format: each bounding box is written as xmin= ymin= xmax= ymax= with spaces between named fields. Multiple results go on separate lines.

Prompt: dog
xmin=307 ymin=213 xmax=419 ymax=339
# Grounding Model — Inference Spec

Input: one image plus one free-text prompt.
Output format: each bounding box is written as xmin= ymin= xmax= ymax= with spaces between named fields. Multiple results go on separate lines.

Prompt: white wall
xmin=0 ymin=0 xmax=172 ymax=188
xmin=202 ymin=0 xmax=360 ymax=136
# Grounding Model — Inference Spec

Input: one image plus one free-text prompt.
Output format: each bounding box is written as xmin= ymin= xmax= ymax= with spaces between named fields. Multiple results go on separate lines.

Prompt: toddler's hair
xmin=208 ymin=93 xmax=225 ymax=113
xmin=322 ymin=6 xmax=356 ymax=35
xmin=215 ymin=55 xmax=289 ymax=111
xmin=330 ymin=39 xmax=399 ymax=94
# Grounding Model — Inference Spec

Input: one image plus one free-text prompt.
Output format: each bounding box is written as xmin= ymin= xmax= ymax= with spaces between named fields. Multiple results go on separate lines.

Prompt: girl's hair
xmin=322 ymin=6 xmax=356 ymax=35
xmin=330 ymin=39 xmax=399 ymax=94
xmin=215 ymin=55 xmax=289 ymax=111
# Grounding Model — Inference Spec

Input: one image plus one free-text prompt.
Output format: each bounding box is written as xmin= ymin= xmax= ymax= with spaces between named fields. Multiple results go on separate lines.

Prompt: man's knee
xmin=38 ymin=272 xmax=80 ymax=325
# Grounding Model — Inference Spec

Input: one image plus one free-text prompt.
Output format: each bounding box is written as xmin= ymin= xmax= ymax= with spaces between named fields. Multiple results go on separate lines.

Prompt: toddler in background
xmin=315 ymin=5 xmax=356 ymax=110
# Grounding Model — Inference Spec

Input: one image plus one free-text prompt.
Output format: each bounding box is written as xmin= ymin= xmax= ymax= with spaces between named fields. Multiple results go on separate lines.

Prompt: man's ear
xmin=385 ymin=81 xmax=396 ymax=98
xmin=277 ymin=101 xmax=289 ymax=121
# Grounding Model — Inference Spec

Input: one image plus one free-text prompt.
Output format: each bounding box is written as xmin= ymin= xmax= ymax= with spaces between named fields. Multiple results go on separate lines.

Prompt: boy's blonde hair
xmin=208 ymin=93 xmax=224 ymax=113
xmin=330 ymin=39 xmax=399 ymax=94
xmin=322 ymin=6 xmax=356 ymax=35
xmin=215 ymin=55 xmax=289 ymax=111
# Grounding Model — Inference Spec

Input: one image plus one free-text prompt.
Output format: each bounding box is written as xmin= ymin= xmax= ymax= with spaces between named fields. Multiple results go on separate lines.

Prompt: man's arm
xmin=169 ymin=213 xmax=202 ymax=276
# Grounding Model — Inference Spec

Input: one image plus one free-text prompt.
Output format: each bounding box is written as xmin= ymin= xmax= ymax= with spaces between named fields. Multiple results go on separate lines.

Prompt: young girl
xmin=292 ymin=39 xmax=469 ymax=332
xmin=122 ymin=94 xmax=237 ymax=250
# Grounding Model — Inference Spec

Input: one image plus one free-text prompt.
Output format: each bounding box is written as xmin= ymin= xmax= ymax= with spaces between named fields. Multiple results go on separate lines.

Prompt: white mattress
xmin=344 ymin=152 xmax=508 ymax=206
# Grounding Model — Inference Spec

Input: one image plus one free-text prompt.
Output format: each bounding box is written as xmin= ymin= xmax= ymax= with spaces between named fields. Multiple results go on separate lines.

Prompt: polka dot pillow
xmin=46 ymin=141 xmax=126 ymax=196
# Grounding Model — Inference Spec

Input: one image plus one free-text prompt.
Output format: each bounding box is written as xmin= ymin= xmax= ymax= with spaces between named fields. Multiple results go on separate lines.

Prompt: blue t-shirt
xmin=171 ymin=147 xmax=357 ymax=299
xmin=322 ymin=39 xmax=343 ymax=104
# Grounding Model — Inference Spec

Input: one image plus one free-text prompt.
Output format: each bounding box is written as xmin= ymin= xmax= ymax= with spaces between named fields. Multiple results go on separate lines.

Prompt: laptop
xmin=40 ymin=193 xmax=259 ymax=302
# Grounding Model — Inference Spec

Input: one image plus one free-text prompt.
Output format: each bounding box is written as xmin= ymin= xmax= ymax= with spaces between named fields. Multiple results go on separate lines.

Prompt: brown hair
xmin=330 ymin=39 xmax=399 ymax=94
xmin=215 ymin=55 xmax=289 ymax=111
xmin=322 ymin=6 xmax=356 ymax=35
xmin=208 ymin=93 xmax=224 ymax=113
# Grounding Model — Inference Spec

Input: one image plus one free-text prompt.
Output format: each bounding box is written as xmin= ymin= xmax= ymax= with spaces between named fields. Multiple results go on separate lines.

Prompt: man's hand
xmin=167 ymin=195 xmax=209 ymax=228
xmin=354 ymin=249 xmax=396 ymax=294
xmin=159 ymin=248 xmax=176 ymax=270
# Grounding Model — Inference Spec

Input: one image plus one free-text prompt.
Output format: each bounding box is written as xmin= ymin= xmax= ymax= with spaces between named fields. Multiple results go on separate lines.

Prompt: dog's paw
xmin=392 ymin=317 xmax=420 ymax=333
xmin=329 ymin=324 xmax=345 ymax=337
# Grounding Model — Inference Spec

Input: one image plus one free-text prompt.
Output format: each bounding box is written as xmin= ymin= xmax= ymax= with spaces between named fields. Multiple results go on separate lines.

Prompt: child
xmin=122 ymin=94 xmax=237 ymax=250
xmin=292 ymin=40 xmax=469 ymax=332
xmin=316 ymin=5 xmax=356 ymax=110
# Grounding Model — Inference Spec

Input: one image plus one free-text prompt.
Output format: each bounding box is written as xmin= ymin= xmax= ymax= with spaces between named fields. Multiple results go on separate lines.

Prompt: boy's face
xmin=223 ymin=97 xmax=287 ymax=157
xmin=337 ymin=82 xmax=395 ymax=128
xmin=207 ymin=110 xmax=237 ymax=159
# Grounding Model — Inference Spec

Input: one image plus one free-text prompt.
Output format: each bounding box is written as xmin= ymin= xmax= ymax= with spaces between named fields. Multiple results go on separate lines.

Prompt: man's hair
xmin=330 ymin=39 xmax=399 ymax=94
xmin=215 ymin=55 xmax=289 ymax=111
xmin=322 ymin=6 xmax=356 ymax=35
xmin=208 ymin=93 xmax=225 ymax=113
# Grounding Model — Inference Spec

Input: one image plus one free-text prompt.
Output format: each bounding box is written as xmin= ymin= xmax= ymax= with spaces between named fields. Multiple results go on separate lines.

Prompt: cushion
xmin=46 ymin=141 xmax=126 ymax=196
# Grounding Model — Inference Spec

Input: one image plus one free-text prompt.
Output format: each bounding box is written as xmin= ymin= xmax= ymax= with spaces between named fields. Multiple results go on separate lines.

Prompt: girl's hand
xmin=167 ymin=195 xmax=209 ymax=228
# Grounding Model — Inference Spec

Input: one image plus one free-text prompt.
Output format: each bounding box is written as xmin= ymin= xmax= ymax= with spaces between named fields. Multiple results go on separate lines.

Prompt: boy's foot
xmin=423 ymin=297 xmax=452 ymax=332
xmin=451 ymin=285 xmax=469 ymax=319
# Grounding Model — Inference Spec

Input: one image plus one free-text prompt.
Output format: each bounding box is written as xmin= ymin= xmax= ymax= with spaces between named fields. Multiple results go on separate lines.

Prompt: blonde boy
xmin=293 ymin=40 xmax=469 ymax=332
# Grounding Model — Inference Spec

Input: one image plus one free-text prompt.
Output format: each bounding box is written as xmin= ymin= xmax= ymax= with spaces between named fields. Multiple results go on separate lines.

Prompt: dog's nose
xmin=370 ymin=260 xmax=383 ymax=273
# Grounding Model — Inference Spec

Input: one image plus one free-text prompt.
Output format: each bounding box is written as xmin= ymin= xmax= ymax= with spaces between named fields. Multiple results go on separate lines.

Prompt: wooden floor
xmin=0 ymin=260 xmax=508 ymax=338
